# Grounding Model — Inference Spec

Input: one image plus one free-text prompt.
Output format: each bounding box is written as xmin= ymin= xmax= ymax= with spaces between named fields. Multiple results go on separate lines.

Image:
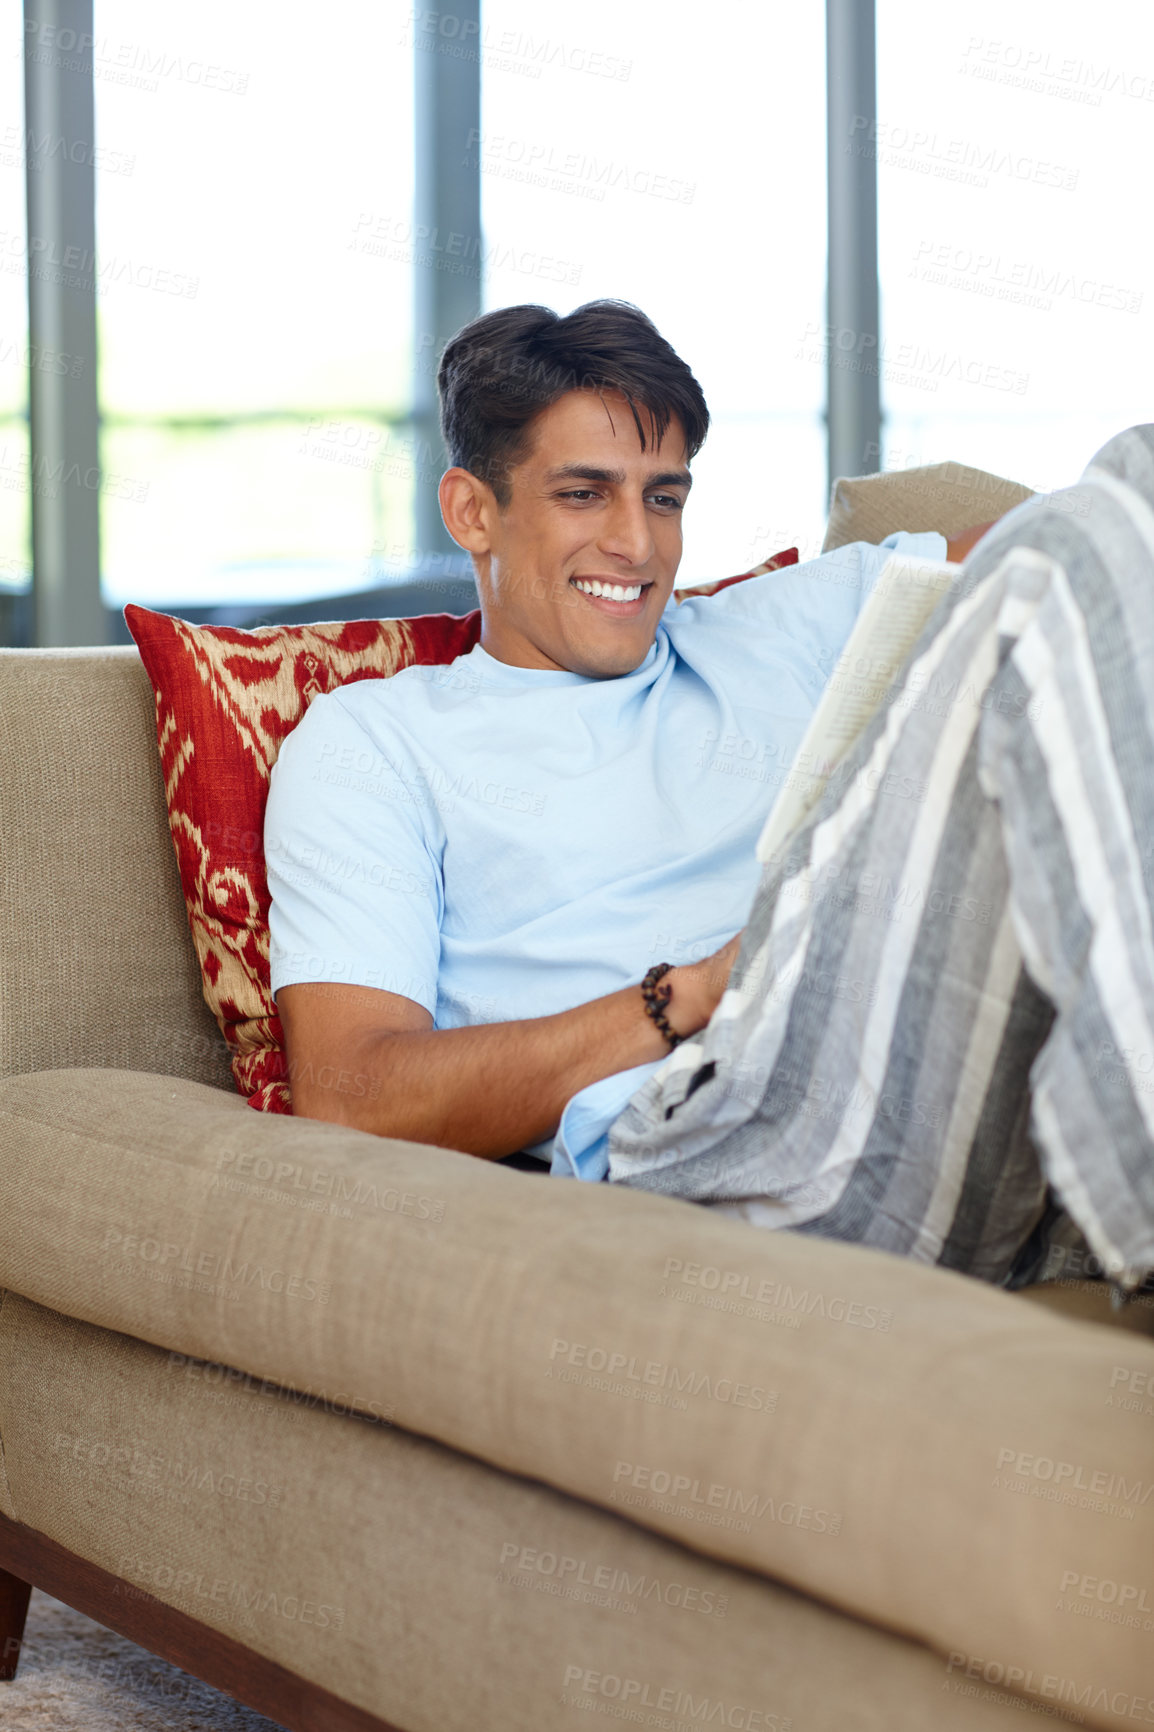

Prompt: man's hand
xmin=277 ymin=935 xmax=742 ymax=1161
xmin=945 ymin=520 xmax=998 ymax=564
xmin=665 ymin=932 xmax=743 ymax=1036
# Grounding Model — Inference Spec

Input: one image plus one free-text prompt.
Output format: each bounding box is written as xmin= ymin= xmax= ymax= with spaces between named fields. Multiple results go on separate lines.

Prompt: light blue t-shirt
xmin=265 ymin=532 xmax=945 ymax=1179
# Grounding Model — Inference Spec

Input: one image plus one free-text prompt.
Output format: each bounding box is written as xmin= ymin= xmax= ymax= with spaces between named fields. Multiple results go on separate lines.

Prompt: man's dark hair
xmin=437 ymin=300 xmax=710 ymax=505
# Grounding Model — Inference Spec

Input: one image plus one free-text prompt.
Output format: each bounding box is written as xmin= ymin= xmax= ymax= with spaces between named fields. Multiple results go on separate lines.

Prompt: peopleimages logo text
xmin=662 ymin=1260 xmax=893 ymax=1330
xmin=549 ymin=1339 xmax=776 ymax=1411
xmin=498 ymin=1545 xmax=728 ymax=1616
xmin=101 ymin=1228 xmax=331 ymax=1305
xmin=994 ymin=1448 xmax=1154 ymax=1504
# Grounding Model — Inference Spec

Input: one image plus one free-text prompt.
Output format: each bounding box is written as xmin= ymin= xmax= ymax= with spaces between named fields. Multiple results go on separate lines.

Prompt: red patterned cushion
xmin=126 ymin=544 xmax=797 ymax=1116
xmin=673 ymin=544 xmax=798 ymax=600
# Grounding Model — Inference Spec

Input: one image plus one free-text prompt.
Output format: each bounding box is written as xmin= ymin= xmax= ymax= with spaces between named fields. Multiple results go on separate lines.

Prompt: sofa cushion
xmin=0 ymin=1067 xmax=1150 ymax=1731
xmin=1016 ymin=1277 xmax=1154 ymax=1335
xmin=124 ymin=605 xmax=481 ymax=1116
xmin=124 ymin=547 xmax=798 ymax=1118
xmin=822 ymin=462 xmax=1035 ymax=552
xmin=0 ymin=1293 xmax=1044 ymax=1732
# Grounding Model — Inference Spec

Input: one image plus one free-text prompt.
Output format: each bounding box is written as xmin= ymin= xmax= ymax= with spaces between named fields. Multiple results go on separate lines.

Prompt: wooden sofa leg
xmin=0 ymin=1565 xmax=32 ymax=1681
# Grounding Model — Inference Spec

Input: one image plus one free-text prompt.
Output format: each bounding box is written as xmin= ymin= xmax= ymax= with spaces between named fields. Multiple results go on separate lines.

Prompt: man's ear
xmin=439 ymin=467 xmax=497 ymax=554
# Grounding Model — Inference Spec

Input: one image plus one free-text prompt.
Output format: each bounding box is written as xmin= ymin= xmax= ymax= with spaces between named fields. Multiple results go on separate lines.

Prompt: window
xmin=877 ymin=1 xmax=1154 ymax=493
xmin=480 ymin=1 xmax=829 ymax=578
xmin=19 ymin=6 xmax=1144 ymax=643
xmin=94 ymin=1 xmax=416 ymax=615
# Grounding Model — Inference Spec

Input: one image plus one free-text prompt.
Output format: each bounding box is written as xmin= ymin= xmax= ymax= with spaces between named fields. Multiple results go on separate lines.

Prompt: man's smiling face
xmin=462 ymin=388 xmax=692 ymax=679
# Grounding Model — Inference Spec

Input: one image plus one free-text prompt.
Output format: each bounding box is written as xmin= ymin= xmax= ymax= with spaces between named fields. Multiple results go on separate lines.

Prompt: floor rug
xmin=2 ymin=1590 xmax=287 ymax=1730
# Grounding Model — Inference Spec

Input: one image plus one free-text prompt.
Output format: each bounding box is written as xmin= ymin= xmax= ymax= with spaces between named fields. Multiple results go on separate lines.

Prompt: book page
xmin=755 ymin=555 xmax=961 ymax=864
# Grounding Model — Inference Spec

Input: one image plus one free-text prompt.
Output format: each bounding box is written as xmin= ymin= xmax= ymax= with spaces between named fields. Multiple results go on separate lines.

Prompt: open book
xmin=755 ymin=554 xmax=962 ymax=863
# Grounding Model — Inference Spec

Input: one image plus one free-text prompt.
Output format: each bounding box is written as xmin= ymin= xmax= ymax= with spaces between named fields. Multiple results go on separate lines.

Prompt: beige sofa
xmin=1 ymin=465 xmax=1153 ymax=1732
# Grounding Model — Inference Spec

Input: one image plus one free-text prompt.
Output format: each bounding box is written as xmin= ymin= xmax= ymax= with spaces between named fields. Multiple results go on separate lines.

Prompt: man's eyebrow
xmin=543 ymin=464 xmax=693 ymax=490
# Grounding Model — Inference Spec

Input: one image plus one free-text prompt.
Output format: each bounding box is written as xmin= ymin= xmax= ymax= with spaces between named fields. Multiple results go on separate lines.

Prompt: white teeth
xmin=573 ymin=579 xmax=644 ymax=602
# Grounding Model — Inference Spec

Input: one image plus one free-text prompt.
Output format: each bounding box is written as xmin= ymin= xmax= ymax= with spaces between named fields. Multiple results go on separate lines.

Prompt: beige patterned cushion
xmin=822 ymin=462 xmax=1035 ymax=552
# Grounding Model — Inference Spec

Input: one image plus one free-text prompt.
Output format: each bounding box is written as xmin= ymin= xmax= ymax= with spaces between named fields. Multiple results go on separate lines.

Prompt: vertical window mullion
xmin=24 ymin=0 xmax=104 ymax=645
xmin=412 ymin=4 xmax=481 ymax=570
xmin=825 ymin=0 xmax=881 ymax=490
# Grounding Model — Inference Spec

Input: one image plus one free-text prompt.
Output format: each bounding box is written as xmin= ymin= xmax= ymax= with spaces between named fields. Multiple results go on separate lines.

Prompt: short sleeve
xmin=665 ymin=531 xmax=949 ymax=709
xmin=689 ymin=530 xmax=947 ymax=634
xmin=264 ymin=687 xmax=443 ymax=1012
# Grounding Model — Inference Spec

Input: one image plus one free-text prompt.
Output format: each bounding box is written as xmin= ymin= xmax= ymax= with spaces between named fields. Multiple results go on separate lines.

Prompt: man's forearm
xmin=291 ymin=957 xmax=728 ymax=1160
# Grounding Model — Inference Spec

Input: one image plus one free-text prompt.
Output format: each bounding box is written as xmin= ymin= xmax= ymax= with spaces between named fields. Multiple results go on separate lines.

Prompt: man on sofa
xmin=266 ymin=300 xmax=981 ymax=1156
xmin=266 ymin=299 xmax=1154 ymax=1297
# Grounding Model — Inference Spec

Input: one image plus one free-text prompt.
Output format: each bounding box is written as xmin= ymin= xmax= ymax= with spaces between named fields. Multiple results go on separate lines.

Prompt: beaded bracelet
xmin=640 ymin=962 xmax=685 ymax=1049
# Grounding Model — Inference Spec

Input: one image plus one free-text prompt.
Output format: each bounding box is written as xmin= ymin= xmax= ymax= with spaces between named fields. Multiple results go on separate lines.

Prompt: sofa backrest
xmin=0 ymin=646 xmax=234 ymax=1091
